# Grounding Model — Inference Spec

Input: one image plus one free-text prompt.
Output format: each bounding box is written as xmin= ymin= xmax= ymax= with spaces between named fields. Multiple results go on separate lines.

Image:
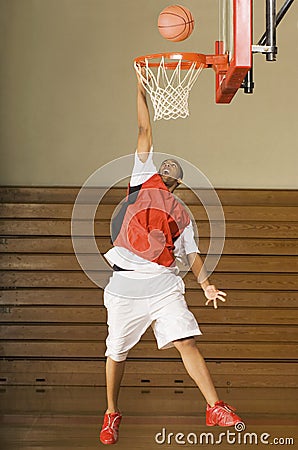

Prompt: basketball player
xmin=99 ymin=70 xmax=243 ymax=445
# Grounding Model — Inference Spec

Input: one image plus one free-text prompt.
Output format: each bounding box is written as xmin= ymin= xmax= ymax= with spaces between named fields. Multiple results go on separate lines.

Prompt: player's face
xmin=159 ymin=160 xmax=181 ymax=187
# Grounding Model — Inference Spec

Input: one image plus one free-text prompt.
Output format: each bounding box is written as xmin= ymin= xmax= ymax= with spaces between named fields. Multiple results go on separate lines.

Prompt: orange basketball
xmin=158 ymin=4 xmax=195 ymax=42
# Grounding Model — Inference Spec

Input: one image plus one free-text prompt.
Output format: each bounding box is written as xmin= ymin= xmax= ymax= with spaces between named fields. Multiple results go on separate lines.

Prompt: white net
xmin=134 ymin=56 xmax=204 ymax=120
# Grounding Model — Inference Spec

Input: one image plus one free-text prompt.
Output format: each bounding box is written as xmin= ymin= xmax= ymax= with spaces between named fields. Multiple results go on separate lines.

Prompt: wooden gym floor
xmin=1 ymin=386 xmax=297 ymax=449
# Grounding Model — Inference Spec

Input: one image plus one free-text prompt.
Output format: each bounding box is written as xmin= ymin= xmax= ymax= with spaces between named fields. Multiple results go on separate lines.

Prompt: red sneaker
xmin=100 ymin=411 xmax=122 ymax=445
xmin=206 ymin=400 xmax=243 ymax=427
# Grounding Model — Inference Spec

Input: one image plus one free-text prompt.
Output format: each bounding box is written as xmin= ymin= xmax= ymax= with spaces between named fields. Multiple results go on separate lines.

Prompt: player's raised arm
xmin=136 ymin=69 xmax=152 ymax=162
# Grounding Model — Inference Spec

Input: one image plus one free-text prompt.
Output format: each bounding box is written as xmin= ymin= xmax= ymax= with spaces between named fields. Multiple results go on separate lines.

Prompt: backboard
xmin=216 ymin=0 xmax=252 ymax=103
xmin=135 ymin=0 xmax=293 ymax=110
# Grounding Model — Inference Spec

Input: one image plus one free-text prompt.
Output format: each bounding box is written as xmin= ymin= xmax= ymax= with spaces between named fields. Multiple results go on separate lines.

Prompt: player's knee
xmin=106 ymin=351 xmax=129 ymax=362
xmin=173 ymin=336 xmax=196 ymax=352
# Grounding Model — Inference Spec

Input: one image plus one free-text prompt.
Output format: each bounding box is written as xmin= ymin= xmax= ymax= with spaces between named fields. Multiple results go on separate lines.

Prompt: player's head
xmin=158 ymin=159 xmax=183 ymax=191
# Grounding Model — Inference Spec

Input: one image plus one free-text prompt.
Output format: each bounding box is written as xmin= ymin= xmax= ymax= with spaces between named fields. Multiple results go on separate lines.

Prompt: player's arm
xmin=136 ymin=71 xmax=152 ymax=162
xmin=187 ymin=252 xmax=227 ymax=309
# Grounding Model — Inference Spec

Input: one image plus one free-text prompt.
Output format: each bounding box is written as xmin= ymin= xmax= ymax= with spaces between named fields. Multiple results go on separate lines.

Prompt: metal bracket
xmin=252 ymin=45 xmax=278 ymax=54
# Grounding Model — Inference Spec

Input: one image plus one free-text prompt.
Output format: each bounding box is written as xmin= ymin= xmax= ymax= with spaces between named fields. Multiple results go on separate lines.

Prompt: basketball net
xmin=134 ymin=57 xmax=204 ymax=120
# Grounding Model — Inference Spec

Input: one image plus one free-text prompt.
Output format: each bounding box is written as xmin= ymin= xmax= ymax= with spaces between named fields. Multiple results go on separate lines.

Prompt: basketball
xmin=158 ymin=5 xmax=195 ymax=42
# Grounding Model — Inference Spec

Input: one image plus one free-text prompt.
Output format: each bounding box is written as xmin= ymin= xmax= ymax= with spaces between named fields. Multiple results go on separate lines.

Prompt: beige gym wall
xmin=0 ymin=0 xmax=297 ymax=188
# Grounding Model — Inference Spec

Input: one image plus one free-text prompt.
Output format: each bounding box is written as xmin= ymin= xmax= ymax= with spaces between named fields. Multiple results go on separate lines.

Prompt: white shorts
xmin=104 ymin=273 xmax=202 ymax=362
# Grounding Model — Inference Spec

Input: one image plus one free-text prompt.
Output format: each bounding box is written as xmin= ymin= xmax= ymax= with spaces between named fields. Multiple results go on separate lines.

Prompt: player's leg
xmin=100 ymin=355 xmax=126 ymax=445
xmin=172 ymin=336 xmax=219 ymax=406
xmin=173 ymin=336 xmax=243 ymax=426
xmin=105 ymin=356 xmax=126 ymax=414
xmin=100 ymin=291 xmax=151 ymax=444
xmin=152 ymin=293 xmax=243 ymax=426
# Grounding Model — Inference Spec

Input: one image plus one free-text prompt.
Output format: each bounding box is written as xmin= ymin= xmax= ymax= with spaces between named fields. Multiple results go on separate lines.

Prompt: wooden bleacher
xmin=0 ymin=187 xmax=297 ymax=388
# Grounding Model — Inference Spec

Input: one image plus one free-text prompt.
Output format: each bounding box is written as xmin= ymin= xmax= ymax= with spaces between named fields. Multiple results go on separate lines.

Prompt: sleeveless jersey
xmin=112 ymin=173 xmax=190 ymax=267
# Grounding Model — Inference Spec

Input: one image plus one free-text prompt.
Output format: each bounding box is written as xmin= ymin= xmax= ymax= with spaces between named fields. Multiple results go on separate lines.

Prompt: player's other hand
xmin=204 ymin=285 xmax=227 ymax=309
xmin=135 ymin=65 xmax=151 ymax=86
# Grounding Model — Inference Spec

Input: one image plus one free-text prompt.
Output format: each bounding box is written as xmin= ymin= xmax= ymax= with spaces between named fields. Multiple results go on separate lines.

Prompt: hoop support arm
xmin=206 ymin=54 xmax=229 ymax=74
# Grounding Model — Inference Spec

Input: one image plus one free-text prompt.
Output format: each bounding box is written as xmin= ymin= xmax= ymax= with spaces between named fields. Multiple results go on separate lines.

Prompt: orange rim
xmin=134 ymin=52 xmax=208 ymax=70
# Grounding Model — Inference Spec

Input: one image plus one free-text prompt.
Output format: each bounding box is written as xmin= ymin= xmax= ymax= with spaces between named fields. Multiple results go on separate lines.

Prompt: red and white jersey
xmin=104 ymin=148 xmax=199 ymax=273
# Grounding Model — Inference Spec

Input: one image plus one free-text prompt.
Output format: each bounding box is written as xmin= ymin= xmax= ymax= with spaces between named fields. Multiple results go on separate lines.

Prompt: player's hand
xmin=136 ymin=65 xmax=144 ymax=82
xmin=135 ymin=64 xmax=142 ymax=83
xmin=204 ymin=285 xmax=227 ymax=309
xmin=135 ymin=65 xmax=151 ymax=86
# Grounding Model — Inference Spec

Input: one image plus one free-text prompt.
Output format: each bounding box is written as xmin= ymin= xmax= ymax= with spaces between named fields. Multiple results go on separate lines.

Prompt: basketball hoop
xmin=134 ymin=53 xmax=207 ymax=121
